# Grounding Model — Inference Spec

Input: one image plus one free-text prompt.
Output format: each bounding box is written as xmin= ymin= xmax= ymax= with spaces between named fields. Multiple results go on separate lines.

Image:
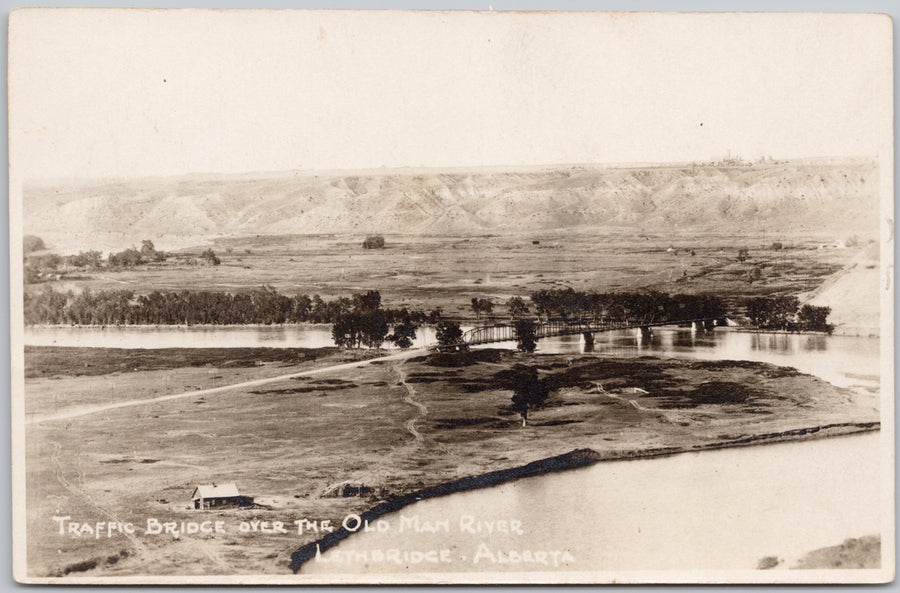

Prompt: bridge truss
xmin=433 ymin=317 xmax=720 ymax=351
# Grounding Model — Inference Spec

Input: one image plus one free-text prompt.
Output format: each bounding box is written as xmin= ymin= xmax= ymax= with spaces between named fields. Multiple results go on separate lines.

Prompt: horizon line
xmin=22 ymin=154 xmax=878 ymax=186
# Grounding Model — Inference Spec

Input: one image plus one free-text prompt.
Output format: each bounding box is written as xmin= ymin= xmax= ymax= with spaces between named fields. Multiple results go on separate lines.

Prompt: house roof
xmin=191 ymin=483 xmax=240 ymax=500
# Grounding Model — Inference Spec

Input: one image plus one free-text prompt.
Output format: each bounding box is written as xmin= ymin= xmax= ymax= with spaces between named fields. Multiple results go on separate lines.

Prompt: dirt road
xmin=31 ymin=348 xmax=428 ymax=425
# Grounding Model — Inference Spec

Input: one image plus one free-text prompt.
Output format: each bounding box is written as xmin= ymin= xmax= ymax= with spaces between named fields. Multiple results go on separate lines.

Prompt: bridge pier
xmin=582 ymin=332 xmax=594 ymax=352
xmin=638 ymin=326 xmax=652 ymax=340
xmin=704 ymin=319 xmax=716 ymax=331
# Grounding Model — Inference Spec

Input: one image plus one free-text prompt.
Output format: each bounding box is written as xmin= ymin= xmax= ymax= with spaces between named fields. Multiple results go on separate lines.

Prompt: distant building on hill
xmin=362 ymin=235 xmax=385 ymax=249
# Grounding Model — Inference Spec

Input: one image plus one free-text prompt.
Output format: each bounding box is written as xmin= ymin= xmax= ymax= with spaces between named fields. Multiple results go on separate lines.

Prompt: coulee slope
xmin=24 ymin=159 xmax=878 ymax=253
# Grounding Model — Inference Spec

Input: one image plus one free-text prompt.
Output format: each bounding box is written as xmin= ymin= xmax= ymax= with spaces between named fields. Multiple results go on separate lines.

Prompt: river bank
xmin=301 ymin=430 xmax=884 ymax=579
xmin=290 ymin=421 xmax=879 ymax=572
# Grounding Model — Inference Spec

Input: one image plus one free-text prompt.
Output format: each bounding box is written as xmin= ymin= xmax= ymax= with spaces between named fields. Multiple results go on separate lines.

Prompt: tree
xmin=291 ymin=294 xmax=313 ymax=322
xmin=426 ymin=308 xmax=443 ymax=324
xmin=506 ymin=296 xmax=529 ymax=319
xmin=330 ymin=291 xmax=391 ymax=349
xmin=737 ymin=247 xmax=750 ymax=262
xmin=29 ymin=253 xmax=62 ymax=271
xmin=797 ymin=304 xmax=834 ymax=334
xmin=435 ymin=319 xmax=463 ymax=349
xmin=201 ymin=249 xmax=221 ymax=266
xmin=470 ymin=297 xmax=493 ymax=323
xmin=108 ymin=248 xmax=144 ymax=268
xmin=470 ymin=298 xmax=481 ymax=321
xmin=141 ymin=240 xmax=156 ymax=258
xmin=65 ymin=250 xmax=103 ymax=268
xmin=332 ymin=312 xmax=362 ymax=348
xmin=508 ymin=366 xmax=549 ymax=427
xmin=513 ymin=318 xmax=538 ymax=352
xmin=358 ymin=309 xmax=389 ymax=348
xmin=353 ymin=290 xmax=381 ymax=312
xmin=746 ymin=297 xmax=768 ymax=329
xmin=529 ymin=290 xmax=551 ymax=321
xmin=310 ymin=295 xmax=328 ymax=323
xmin=388 ymin=318 xmax=418 ymax=349
xmin=769 ymin=296 xmax=800 ymax=330
xmin=140 ymin=240 xmax=166 ymax=262
xmin=744 ymin=296 xmax=799 ymax=330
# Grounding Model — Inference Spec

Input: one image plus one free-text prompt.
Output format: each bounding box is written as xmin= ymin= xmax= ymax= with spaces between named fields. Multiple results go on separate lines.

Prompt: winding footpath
xmin=320 ymin=360 xmax=433 ymax=497
xmin=393 ymin=362 xmax=427 ymax=442
xmin=31 ymin=348 xmax=428 ymax=425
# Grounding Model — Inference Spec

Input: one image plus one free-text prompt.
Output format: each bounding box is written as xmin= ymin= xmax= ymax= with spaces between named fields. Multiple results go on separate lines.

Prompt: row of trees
xmin=23 ymin=285 xmax=437 ymax=328
xmin=526 ymin=288 xmax=727 ymax=326
xmin=24 ymin=250 xmax=105 ymax=283
xmin=330 ymin=290 xmax=419 ymax=349
xmin=745 ymin=297 xmax=834 ymax=333
xmin=470 ymin=298 xmax=495 ymax=321
xmin=23 ymin=240 xmax=223 ymax=284
xmin=466 ymin=289 xmax=726 ymax=326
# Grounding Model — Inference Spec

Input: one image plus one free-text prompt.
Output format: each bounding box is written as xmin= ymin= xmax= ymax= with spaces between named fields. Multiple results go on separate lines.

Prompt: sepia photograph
xmin=8 ymin=8 xmax=894 ymax=584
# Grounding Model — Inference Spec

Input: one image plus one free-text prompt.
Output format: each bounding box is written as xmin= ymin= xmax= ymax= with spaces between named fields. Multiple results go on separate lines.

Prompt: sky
xmin=8 ymin=9 xmax=893 ymax=180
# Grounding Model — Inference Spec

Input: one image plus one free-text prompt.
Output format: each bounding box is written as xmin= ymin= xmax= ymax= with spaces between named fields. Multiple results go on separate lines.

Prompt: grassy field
xmin=32 ymin=231 xmax=860 ymax=321
xmin=22 ymin=346 xmax=385 ymax=419
xmin=24 ymin=346 xmax=879 ymax=577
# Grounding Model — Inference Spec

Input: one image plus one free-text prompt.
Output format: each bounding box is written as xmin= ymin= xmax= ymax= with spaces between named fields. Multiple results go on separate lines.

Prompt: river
xmin=303 ymin=432 xmax=883 ymax=574
xmin=25 ymin=324 xmax=880 ymax=390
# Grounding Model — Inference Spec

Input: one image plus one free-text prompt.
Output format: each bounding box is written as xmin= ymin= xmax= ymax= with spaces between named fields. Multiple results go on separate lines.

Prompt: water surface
xmin=25 ymin=325 xmax=879 ymax=389
xmin=303 ymin=432 xmax=882 ymax=573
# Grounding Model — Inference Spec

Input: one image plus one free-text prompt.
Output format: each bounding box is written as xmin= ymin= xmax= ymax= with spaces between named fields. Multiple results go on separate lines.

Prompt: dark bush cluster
xmin=527 ymin=288 xmax=727 ymax=325
xmin=330 ymin=290 xmax=420 ymax=349
xmin=745 ymin=296 xmax=833 ymax=333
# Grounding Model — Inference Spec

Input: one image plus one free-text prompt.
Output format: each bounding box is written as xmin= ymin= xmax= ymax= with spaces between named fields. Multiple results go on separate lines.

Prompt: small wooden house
xmin=191 ymin=483 xmax=253 ymax=510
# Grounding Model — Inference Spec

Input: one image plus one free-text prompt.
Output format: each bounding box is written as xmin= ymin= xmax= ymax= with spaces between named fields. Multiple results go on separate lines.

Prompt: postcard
xmin=8 ymin=8 xmax=894 ymax=584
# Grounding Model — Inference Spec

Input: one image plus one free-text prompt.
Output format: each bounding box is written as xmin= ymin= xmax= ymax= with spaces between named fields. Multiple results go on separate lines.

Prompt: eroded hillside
xmin=24 ymin=160 xmax=879 ymax=253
